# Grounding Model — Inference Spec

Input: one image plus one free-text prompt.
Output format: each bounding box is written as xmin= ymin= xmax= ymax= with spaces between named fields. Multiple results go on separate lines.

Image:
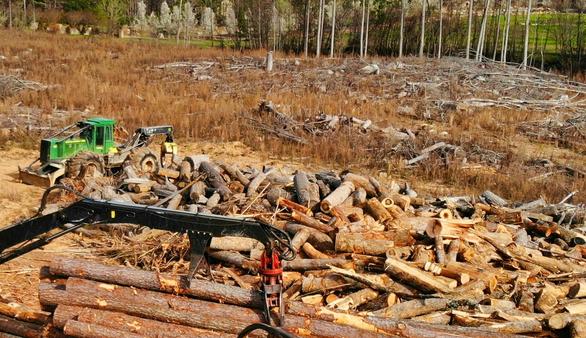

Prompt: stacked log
xmin=25 ymin=153 xmax=586 ymax=338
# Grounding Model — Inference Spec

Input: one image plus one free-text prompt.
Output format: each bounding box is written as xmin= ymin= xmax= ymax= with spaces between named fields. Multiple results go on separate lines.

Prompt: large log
xmin=302 ymin=243 xmax=331 ymax=259
xmin=199 ymin=161 xmax=231 ymax=199
xmin=301 ymin=274 xmax=356 ymax=293
xmin=246 ymin=169 xmax=271 ymax=197
xmin=71 ymin=306 xmax=234 ymax=337
xmin=343 ymin=173 xmax=377 ymax=197
xmin=42 ymin=279 xmax=389 ymax=338
xmin=283 ymin=258 xmax=352 ymax=271
xmin=321 ymin=181 xmax=355 ymax=213
xmin=48 ymin=257 xmax=264 ymax=308
xmin=372 ymin=298 xmax=449 ymax=319
xmin=335 ymin=231 xmax=414 ymax=256
xmin=291 ymin=211 xmax=335 ymax=233
xmin=366 ymin=198 xmax=392 ymax=222
xmin=0 ymin=314 xmax=42 ymax=338
xmin=327 ymin=288 xmax=379 ymax=311
xmin=284 ymin=223 xmax=334 ymax=251
xmin=219 ymin=162 xmax=250 ymax=186
xmin=64 ymin=320 xmax=143 ymax=338
xmin=208 ymin=251 xmax=260 ymax=272
xmin=209 ymin=236 xmax=264 ymax=252
xmin=384 ymin=256 xmax=453 ymax=294
xmin=0 ymin=302 xmax=50 ymax=324
xmin=40 ymin=278 xmax=266 ymax=334
xmin=294 ymin=171 xmax=320 ymax=209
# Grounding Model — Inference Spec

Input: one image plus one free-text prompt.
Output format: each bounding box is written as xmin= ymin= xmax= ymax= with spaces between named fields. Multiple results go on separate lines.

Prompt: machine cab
xmin=78 ymin=118 xmax=116 ymax=154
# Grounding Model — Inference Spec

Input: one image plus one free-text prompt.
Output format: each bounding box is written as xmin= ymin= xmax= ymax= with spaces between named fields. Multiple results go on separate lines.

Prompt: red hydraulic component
xmin=260 ymin=250 xmax=284 ymax=325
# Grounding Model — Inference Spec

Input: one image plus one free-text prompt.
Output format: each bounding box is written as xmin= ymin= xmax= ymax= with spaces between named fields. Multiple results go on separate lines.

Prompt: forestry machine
xmin=0 ymin=185 xmax=296 ymax=331
xmin=19 ymin=118 xmax=178 ymax=187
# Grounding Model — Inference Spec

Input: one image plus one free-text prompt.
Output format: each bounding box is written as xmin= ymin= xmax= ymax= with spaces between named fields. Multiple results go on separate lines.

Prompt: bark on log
xmin=74 ymin=306 xmax=233 ymax=337
xmin=283 ymin=258 xmax=352 ymax=271
xmin=327 ymin=265 xmax=418 ymax=297
xmin=219 ymin=163 xmax=250 ymax=186
xmin=294 ymin=171 xmax=320 ymax=209
xmin=189 ymin=181 xmax=207 ymax=201
xmin=353 ymin=188 xmax=368 ymax=207
xmin=291 ymin=229 xmax=311 ymax=252
xmin=48 ymin=257 xmax=264 ymax=308
xmin=208 ymin=251 xmax=260 ymax=272
xmin=570 ymin=281 xmax=586 ymax=298
xmin=410 ymin=312 xmax=451 ymax=325
xmin=548 ymin=313 xmax=586 ymax=330
xmin=41 ymin=278 xmax=266 ymax=335
xmin=0 ymin=314 xmax=42 ymax=338
xmin=63 ymin=320 xmax=144 ymax=338
xmin=328 ymin=288 xmax=379 ymax=311
xmin=278 ymin=197 xmax=312 ymax=215
xmin=372 ymin=298 xmax=449 ymax=319
xmin=157 ymin=168 xmax=180 ymax=179
xmin=199 ymin=161 xmax=231 ymax=199
xmin=291 ymin=211 xmax=335 ymax=233
xmin=246 ymin=169 xmax=271 ymax=197
xmin=366 ymin=198 xmax=392 ymax=222
xmin=0 ymin=302 xmax=50 ymax=324
xmin=301 ymin=274 xmax=354 ymax=293
xmin=384 ymin=256 xmax=453 ymax=293
xmin=284 ymin=223 xmax=334 ymax=251
xmin=53 ymin=304 xmax=84 ymax=328
xmin=321 ymin=181 xmax=355 ymax=213
xmin=446 ymin=239 xmax=460 ymax=264
xmin=343 ymin=173 xmax=377 ymax=196
xmin=335 ymin=231 xmax=412 ymax=256
xmin=209 ymin=236 xmax=264 ymax=252
xmin=302 ymin=243 xmax=331 ymax=259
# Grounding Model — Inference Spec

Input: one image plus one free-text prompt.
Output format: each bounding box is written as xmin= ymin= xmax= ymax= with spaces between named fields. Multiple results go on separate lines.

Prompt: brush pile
xmin=11 ymin=145 xmax=577 ymax=338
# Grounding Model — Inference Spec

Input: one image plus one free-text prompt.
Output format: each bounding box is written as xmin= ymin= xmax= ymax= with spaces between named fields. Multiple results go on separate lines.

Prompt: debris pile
xmin=0 ymin=74 xmax=48 ymax=99
xmin=16 ymin=148 xmax=583 ymax=337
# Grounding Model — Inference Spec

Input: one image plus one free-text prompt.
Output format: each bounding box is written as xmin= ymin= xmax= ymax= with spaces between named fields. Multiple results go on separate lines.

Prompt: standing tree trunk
xmin=522 ymin=0 xmax=532 ymax=69
xmin=360 ymin=0 xmax=366 ymax=58
xmin=501 ymin=0 xmax=512 ymax=63
xmin=466 ymin=0 xmax=474 ymax=59
xmin=492 ymin=0 xmax=503 ymax=60
xmin=316 ymin=0 xmax=324 ymax=57
xmin=438 ymin=0 xmax=443 ymax=58
xmin=364 ymin=0 xmax=370 ymax=57
xmin=399 ymin=0 xmax=405 ymax=57
xmin=304 ymin=0 xmax=310 ymax=57
xmin=475 ymin=0 xmax=490 ymax=61
xmin=330 ymin=0 xmax=337 ymax=57
xmin=8 ymin=0 xmax=12 ymax=29
xmin=419 ymin=0 xmax=427 ymax=57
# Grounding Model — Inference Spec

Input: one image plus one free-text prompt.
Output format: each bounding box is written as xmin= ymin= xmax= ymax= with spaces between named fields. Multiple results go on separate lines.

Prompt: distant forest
xmin=2 ymin=0 xmax=586 ymax=74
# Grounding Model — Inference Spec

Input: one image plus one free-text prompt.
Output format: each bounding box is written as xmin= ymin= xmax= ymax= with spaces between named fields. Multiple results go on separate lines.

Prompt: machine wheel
xmin=129 ymin=147 xmax=159 ymax=174
xmin=66 ymin=152 xmax=106 ymax=179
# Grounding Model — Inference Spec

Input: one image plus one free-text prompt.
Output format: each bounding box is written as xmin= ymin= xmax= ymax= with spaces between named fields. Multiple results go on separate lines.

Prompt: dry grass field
xmin=1 ymin=30 xmax=585 ymax=204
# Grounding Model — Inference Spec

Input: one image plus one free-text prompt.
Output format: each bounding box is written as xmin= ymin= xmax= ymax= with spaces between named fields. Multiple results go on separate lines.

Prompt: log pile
xmin=39 ymin=151 xmax=586 ymax=337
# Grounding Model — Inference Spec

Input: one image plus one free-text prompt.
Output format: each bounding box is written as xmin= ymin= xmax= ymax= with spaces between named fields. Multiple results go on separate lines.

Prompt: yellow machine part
xmin=161 ymin=142 xmax=178 ymax=155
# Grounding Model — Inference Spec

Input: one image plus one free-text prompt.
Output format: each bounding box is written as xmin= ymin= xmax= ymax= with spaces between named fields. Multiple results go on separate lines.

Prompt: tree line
xmin=1 ymin=0 xmax=586 ymax=74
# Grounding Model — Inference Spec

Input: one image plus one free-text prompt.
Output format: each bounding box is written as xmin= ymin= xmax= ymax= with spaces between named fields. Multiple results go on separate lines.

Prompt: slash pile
xmin=7 ymin=150 xmax=586 ymax=337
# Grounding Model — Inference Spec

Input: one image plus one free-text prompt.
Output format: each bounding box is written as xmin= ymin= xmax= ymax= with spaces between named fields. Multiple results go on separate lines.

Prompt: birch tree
xmin=364 ymin=0 xmax=370 ymax=57
xmin=316 ymin=0 xmax=324 ymax=57
xmin=304 ymin=0 xmax=310 ymax=57
xmin=522 ymin=0 xmax=532 ymax=68
xmin=330 ymin=0 xmax=336 ymax=57
xmin=475 ymin=0 xmax=490 ymax=61
xmin=360 ymin=0 xmax=365 ymax=58
xmin=466 ymin=0 xmax=474 ymax=59
xmin=419 ymin=0 xmax=427 ymax=58
xmin=438 ymin=0 xmax=443 ymax=58
xmin=399 ymin=0 xmax=405 ymax=57
xmin=501 ymin=0 xmax=512 ymax=63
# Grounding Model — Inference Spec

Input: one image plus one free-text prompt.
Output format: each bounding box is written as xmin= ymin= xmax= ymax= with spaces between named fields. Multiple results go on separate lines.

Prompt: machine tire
xmin=66 ymin=152 xmax=106 ymax=179
xmin=129 ymin=147 xmax=159 ymax=174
